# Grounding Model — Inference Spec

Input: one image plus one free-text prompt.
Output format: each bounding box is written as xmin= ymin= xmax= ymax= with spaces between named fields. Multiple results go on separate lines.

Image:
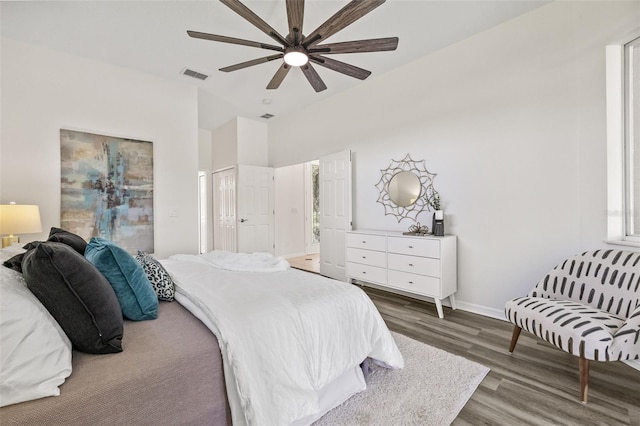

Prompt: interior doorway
xmin=279 ymin=150 xmax=351 ymax=281
xmin=287 ymin=253 xmax=320 ymax=274
xmin=305 ymin=160 xmax=320 ymax=255
xmin=287 ymin=162 xmax=320 ymax=274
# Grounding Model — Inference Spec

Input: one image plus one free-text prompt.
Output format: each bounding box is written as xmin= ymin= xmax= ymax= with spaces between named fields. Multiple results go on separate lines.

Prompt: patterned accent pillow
xmin=135 ymin=251 xmax=175 ymax=302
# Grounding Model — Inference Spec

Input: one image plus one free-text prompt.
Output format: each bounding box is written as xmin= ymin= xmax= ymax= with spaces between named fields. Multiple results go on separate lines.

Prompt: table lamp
xmin=0 ymin=203 xmax=43 ymax=248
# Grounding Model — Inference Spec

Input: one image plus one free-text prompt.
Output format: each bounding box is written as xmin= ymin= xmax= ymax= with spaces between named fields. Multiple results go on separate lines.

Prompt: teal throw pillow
xmin=85 ymin=237 xmax=158 ymax=321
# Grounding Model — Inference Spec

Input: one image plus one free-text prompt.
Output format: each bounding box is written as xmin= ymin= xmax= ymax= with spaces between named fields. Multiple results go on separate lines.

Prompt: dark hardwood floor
xmin=358 ymin=285 xmax=640 ymax=426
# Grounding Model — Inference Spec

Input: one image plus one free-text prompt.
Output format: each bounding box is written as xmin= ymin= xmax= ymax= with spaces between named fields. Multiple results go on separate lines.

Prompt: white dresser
xmin=346 ymin=230 xmax=457 ymax=318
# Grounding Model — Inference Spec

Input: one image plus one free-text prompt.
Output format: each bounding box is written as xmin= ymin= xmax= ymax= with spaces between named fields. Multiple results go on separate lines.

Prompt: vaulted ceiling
xmin=1 ymin=1 xmax=547 ymax=130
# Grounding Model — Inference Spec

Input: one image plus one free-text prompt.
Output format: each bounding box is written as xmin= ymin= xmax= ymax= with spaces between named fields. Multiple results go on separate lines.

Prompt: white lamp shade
xmin=0 ymin=204 xmax=43 ymax=235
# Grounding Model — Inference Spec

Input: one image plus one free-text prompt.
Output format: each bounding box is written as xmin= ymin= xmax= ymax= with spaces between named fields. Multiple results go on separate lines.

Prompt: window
xmin=625 ymin=37 xmax=640 ymax=241
xmin=607 ymin=33 xmax=640 ymax=246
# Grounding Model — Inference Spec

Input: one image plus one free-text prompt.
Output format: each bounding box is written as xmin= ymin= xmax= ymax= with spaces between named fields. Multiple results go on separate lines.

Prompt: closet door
xmin=319 ymin=150 xmax=352 ymax=281
xmin=236 ymin=165 xmax=274 ymax=254
xmin=212 ymin=167 xmax=237 ymax=252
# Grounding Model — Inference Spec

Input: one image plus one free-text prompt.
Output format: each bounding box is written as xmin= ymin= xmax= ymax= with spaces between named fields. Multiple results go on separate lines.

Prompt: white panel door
xmin=319 ymin=150 xmax=352 ymax=281
xmin=237 ymin=165 xmax=274 ymax=254
xmin=212 ymin=168 xmax=237 ymax=252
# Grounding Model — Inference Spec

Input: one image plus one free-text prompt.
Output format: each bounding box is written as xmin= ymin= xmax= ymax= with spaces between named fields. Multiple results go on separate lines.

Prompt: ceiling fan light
xmin=284 ymin=50 xmax=308 ymax=67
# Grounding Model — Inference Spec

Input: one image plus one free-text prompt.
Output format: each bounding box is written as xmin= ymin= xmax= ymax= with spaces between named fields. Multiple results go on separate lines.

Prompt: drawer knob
xmin=408 ymin=263 xmax=414 ymax=267
xmin=362 ymin=240 xmax=366 ymax=243
xmin=362 ymin=256 xmax=367 ymax=259
xmin=408 ymin=245 xmax=413 ymax=249
xmin=362 ymin=271 xmax=367 ymax=274
xmin=408 ymin=281 xmax=414 ymax=284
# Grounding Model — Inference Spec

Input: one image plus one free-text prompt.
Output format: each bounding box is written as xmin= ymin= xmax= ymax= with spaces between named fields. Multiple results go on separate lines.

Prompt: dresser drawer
xmin=346 ymin=262 xmax=386 ymax=285
xmin=388 ymin=270 xmax=441 ymax=296
xmin=346 ymin=233 xmax=386 ymax=251
xmin=387 ymin=237 xmax=440 ymax=258
xmin=387 ymin=253 xmax=440 ymax=277
xmin=347 ymin=247 xmax=386 ymax=267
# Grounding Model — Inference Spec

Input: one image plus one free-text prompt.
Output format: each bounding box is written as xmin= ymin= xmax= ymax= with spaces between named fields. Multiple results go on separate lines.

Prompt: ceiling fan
xmin=187 ymin=0 xmax=399 ymax=92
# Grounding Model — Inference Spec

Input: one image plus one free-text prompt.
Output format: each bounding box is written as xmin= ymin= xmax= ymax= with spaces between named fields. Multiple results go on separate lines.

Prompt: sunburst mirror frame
xmin=375 ymin=154 xmax=438 ymax=223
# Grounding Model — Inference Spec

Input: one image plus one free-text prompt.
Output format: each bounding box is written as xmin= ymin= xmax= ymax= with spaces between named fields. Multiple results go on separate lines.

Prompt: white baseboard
xmin=624 ymin=359 xmax=640 ymax=371
xmin=454 ymin=301 xmax=506 ymax=321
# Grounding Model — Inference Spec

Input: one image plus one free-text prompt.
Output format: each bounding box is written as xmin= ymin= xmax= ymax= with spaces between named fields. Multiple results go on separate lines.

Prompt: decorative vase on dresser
xmin=345 ymin=229 xmax=457 ymax=319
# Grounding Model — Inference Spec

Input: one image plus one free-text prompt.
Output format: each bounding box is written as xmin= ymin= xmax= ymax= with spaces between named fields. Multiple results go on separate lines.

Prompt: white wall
xmin=274 ymin=163 xmax=306 ymax=257
xmin=237 ymin=117 xmax=269 ymax=167
xmin=212 ymin=118 xmax=238 ymax=171
xmin=268 ymin=2 xmax=640 ymax=316
xmin=1 ymin=38 xmax=200 ymax=258
xmin=212 ymin=116 xmax=269 ymax=170
xmin=198 ymin=128 xmax=213 ymax=171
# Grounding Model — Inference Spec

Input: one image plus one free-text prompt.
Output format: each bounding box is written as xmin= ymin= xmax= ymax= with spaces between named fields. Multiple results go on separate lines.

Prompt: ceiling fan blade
xmin=220 ymin=0 xmax=290 ymax=47
xmin=286 ymin=0 xmax=305 ymax=45
xmin=310 ymin=55 xmax=371 ymax=80
xmin=187 ymin=31 xmax=283 ymax=52
xmin=267 ymin=63 xmax=292 ymax=89
xmin=309 ymin=37 xmax=398 ymax=55
xmin=220 ymin=54 xmax=283 ymax=72
xmin=303 ymin=0 xmax=386 ymax=48
xmin=300 ymin=63 xmax=327 ymax=92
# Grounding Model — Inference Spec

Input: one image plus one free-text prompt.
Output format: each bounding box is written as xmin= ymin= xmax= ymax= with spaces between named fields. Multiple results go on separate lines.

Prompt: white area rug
xmin=314 ymin=332 xmax=490 ymax=426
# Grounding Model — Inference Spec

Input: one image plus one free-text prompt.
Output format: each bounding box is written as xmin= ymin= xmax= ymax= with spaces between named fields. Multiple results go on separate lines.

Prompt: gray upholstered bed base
xmin=0 ymin=302 xmax=231 ymax=425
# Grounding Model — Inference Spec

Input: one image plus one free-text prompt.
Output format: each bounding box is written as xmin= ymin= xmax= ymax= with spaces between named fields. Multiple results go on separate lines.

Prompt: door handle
xmin=240 ymin=218 xmax=248 ymax=223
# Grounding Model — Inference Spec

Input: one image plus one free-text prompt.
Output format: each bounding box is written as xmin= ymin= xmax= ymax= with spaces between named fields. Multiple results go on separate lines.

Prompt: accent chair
xmin=504 ymin=249 xmax=640 ymax=402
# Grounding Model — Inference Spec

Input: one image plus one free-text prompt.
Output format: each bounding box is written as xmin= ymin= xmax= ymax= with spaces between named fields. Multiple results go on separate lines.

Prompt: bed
xmin=0 ymin=242 xmax=403 ymax=425
xmin=0 ymin=301 xmax=232 ymax=425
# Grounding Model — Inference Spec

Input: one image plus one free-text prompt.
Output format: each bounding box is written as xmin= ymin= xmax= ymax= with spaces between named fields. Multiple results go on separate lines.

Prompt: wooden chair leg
xmin=508 ymin=325 xmax=522 ymax=353
xmin=579 ymin=357 xmax=589 ymax=403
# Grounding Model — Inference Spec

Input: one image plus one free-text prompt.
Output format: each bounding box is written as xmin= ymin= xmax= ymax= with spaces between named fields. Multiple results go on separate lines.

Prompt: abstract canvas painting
xmin=60 ymin=129 xmax=154 ymax=253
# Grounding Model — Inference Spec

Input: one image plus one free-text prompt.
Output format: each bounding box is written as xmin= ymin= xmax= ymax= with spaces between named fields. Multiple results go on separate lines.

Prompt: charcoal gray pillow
xmin=3 ymin=252 xmax=26 ymax=273
xmin=47 ymin=227 xmax=87 ymax=256
xmin=22 ymin=242 xmax=123 ymax=354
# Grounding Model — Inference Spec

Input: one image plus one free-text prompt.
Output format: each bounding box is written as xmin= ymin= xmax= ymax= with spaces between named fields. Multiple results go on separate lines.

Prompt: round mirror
xmin=388 ymin=171 xmax=421 ymax=207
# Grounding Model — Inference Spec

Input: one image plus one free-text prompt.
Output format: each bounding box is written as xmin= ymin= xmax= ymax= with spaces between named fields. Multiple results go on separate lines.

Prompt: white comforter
xmin=162 ymin=252 xmax=404 ymax=426
xmin=182 ymin=250 xmax=290 ymax=272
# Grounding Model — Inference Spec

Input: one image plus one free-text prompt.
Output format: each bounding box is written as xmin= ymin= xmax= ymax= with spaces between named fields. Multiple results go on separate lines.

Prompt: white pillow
xmin=0 ymin=247 xmax=73 ymax=407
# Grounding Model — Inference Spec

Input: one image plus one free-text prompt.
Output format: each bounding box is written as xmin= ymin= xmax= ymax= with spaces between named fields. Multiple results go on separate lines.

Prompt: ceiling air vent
xmin=181 ymin=68 xmax=209 ymax=81
xmin=261 ymin=113 xmax=274 ymax=119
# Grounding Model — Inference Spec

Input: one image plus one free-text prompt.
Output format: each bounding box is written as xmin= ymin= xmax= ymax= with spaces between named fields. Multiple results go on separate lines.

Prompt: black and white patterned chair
xmin=505 ymin=250 xmax=640 ymax=402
